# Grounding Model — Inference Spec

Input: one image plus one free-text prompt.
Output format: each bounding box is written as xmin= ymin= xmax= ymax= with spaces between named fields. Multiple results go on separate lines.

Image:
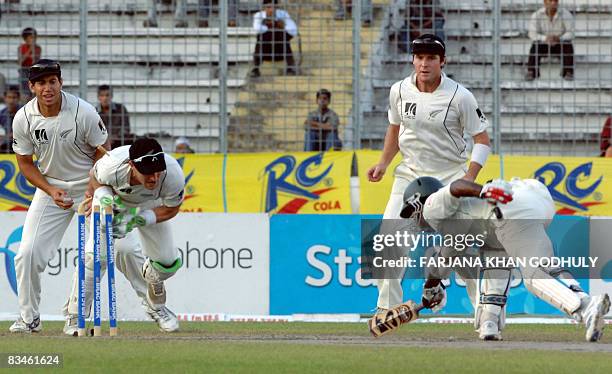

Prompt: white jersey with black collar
xmin=93 ymin=145 xmax=185 ymax=208
xmin=11 ymin=91 xmax=108 ymax=181
xmin=387 ymin=72 xmax=488 ymax=180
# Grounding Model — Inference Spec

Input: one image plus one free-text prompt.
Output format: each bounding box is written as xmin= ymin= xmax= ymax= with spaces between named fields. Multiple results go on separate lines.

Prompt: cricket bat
xmin=368 ymin=300 xmax=425 ymax=338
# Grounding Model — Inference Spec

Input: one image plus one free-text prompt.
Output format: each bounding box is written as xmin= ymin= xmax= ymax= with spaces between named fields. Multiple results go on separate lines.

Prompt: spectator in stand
xmin=249 ymin=0 xmax=298 ymax=78
xmin=17 ymin=27 xmax=41 ymax=102
xmin=174 ymin=136 xmax=195 ymax=153
xmin=96 ymin=85 xmax=134 ymax=149
xmin=334 ymin=0 xmax=373 ymax=27
xmin=389 ymin=0 xmax=445 ymax=53
xmin=304 ymin=89 xmax=342 ymax=151
xmin=0 ymin=85 xmax=21 ymax=153
xmin=526 ymin=0 xmax=575 ymax=81
xmin=600 ymin=116 xmax=612 ymax=157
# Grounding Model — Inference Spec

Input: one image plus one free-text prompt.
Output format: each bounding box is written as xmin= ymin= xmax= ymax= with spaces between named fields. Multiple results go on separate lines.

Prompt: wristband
xmin=470 ymin=143 xmax=491 ymax=167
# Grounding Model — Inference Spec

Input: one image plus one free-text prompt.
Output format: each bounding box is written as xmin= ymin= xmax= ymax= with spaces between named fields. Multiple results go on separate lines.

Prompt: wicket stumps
xmin=77 ymin=202 xmax=118 ymax=337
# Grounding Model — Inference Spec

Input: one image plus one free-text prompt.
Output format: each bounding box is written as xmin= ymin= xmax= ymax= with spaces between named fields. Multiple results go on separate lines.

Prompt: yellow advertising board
xmin=357 ymin=151 xmax=610 ymax=216
xmin=225 ymin=151 xmax=353 ymax=213
xmin=175 ymin=153 xmax=225 ymax=212
xmin=357 ymin=151 xmax=501 ymax=214
xmin=500 ymin=155 xmax=612 ymax=216
xmin=3 ymin=151 xmax=608 ymax=216
xmin=356 ymin=150 xmax=401 ymax=214
xmin=0 ymin=154 xmax=225 ymax=213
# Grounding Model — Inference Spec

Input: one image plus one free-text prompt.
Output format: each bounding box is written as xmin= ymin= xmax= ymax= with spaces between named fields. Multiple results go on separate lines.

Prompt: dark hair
xmin=21 ymin=27 xmax=37 ymax=38
xmin=263 ymin=0 xmax=277 ymax=5
xmin=4 ymin=85 xmax=20 ymax=97
xmin=316 ymin=88 xmax=331 ymax=100
xmin=98 ymin=84 xmax=112 ymax=94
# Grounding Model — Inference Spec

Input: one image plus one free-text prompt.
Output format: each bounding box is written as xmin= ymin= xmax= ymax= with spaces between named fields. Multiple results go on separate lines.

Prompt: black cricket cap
xmin=411 ymin=34 xmax=446 ymax=57
xmin=29 ymin=59 xmax=61 ymax=82
xmin=129 ymin=138 xmax=167 ymax=175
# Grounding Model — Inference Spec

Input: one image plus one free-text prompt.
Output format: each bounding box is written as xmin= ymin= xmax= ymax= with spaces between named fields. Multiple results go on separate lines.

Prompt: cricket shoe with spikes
xmin=478 ymin=319 xmax=502 ymax=341
xmin=581 ymin=294 xmax=610 ymax=342
xmin=143 ymin=300 xmax=179 ymax=332
xmin=9 ymin=316 xmax=42 ymax=333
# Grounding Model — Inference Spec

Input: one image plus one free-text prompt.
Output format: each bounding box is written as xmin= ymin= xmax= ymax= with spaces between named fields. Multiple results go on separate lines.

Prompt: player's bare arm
xmin=15 ymin=154 xmax=73 ymax=209
xmin=151 ymin=205 xmax=181 ymax=224
xmin=450 ymin=178 xmax=514 ymax=205
xmin=367 ymin=125 xmax=399 ymax=182
xmin=463 ymin=131 xmax=491 ymax=182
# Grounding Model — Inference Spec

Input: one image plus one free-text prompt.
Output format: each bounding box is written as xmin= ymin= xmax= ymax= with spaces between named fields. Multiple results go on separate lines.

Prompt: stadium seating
xmin=362 ymin=0 xmax=611 ymax=155
xmin=0 ymin=0 xmax=260 ymax=152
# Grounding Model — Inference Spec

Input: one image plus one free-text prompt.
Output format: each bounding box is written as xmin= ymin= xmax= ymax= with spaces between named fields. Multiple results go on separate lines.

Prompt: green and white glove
xmin=112 ymin=207 xmax=156 ymax=239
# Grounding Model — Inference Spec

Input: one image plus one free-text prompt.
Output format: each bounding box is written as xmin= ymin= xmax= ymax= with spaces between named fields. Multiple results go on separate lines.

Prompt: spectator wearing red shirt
xmin=18 ymin=27 xmax=42 ymax=101
xmin=600 ymin=116 xmax=612 ymax=157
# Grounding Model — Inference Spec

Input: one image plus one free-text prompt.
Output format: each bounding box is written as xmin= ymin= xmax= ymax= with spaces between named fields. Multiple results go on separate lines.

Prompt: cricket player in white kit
xmin=64 ymin=138 xmax=184 ymax=334
xmin=9 ymin=60 xmax=109 ymax=333
xmin=400 ymin=176 xmax=610 ymax=341
xmin=367 ymin=34 xmax=493 ymax=312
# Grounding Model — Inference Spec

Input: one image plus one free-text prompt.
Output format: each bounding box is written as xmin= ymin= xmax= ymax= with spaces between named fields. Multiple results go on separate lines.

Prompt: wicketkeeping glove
xmin=480 ymin=179 xmax=514 ymax=205
xmin=112 ymin=207 xmax=157 ymax=239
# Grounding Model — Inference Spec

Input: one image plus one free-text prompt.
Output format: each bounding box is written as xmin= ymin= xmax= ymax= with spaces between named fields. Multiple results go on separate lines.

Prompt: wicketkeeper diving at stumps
xmin=63 ymin=138 xmax=185 ymax=334
xmin=392 ymin=176 xmax=610 ymax=342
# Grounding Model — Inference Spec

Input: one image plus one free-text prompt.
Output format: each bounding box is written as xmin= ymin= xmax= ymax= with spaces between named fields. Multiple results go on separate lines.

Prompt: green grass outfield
xmin=0 ymin=321 xmax=611 ymax=373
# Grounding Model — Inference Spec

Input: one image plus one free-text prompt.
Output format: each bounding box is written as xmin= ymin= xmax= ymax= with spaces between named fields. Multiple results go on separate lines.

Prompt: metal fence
xmin=0 ymin=0 xmax=610 ymax=156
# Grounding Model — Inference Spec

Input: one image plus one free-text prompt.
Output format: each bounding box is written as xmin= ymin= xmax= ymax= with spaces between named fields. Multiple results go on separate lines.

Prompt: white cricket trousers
xmin=14 ymin=177 xmax=88 ymax=324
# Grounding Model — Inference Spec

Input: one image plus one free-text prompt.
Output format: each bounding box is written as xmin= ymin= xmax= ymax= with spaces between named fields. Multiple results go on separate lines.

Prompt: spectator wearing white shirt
xmin=249 ymin=0 xmax=298 ymax=78
xmin=526 ymin=0 xmax=575 ymax=81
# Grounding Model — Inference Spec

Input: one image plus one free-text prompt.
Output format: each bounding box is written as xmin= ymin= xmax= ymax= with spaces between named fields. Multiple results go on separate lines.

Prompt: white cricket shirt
xmin=12 ymin=91 xmax=108 ymax=181
xmin=388 ymin=72 xmax=488 ymax=180
xmin=93 ymin=145 xmax=185 ymax=208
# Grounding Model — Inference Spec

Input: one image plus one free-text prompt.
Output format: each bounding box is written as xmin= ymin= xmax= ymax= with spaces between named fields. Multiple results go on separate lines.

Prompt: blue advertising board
xmin=270 ymin=214 xmax=590 ymax=316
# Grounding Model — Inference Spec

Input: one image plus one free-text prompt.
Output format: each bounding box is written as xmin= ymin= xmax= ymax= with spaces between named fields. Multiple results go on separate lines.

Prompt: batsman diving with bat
xmin=63 ymin=138 xmax=185 ymax=334
xmin=370 ymin=176 xmax=610 ymax=342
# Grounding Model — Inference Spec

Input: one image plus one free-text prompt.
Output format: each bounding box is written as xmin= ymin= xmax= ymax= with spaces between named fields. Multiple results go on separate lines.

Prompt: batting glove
xmin=422 ymin=283 xmax=446 ymax=312
xmin=480 ymin=179 xmax=514 ymax=205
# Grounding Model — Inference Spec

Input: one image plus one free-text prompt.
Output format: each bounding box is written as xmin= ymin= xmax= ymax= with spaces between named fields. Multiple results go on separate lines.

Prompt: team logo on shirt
xmin=59 ymin=129 xmax=73 ymax=142
xmin=404 ymin=102 xmax=417 ymax=120
xmin=427 ymin=109 xmax=444 ymax=121
xmin=34 ymin=129 xmax=49 ymax=145
xmin=476 ymin=108 xmax=487 ymax=124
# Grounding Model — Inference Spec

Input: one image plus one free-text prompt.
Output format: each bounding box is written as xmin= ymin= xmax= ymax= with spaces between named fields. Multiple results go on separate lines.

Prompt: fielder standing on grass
xmin=9 ymin=59 xmax=109 ymax=333
xmin=63 ymin=138 xmax=184 ymax=334
xmin=366 ymin=34 xmax=502 ymax=332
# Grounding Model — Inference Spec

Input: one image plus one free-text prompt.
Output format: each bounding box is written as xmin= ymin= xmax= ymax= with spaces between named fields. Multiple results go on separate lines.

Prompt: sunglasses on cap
xmin=411 ymin=36 xmax=445 ymax=54
xmin=31 ymin=61 xmax=60 ymax=70
xmin=29 ymin=61 xmax=62 ymax=82
xmin=131 ymin=151 xmax=164 ymax=164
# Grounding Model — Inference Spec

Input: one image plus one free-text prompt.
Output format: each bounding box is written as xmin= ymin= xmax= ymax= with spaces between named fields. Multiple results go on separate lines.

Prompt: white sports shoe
xmin=63 ymin=315 xmax=79 ymax=336
xmin=143 ymin=300 xmax=179 ymax=332
xmin=582 ymin=294 xmax=610 ymax=342
xmin=478 ymin=320 xmax=502 ymax=341
xmin=9 ymin=316 xmax=42 ymax=333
